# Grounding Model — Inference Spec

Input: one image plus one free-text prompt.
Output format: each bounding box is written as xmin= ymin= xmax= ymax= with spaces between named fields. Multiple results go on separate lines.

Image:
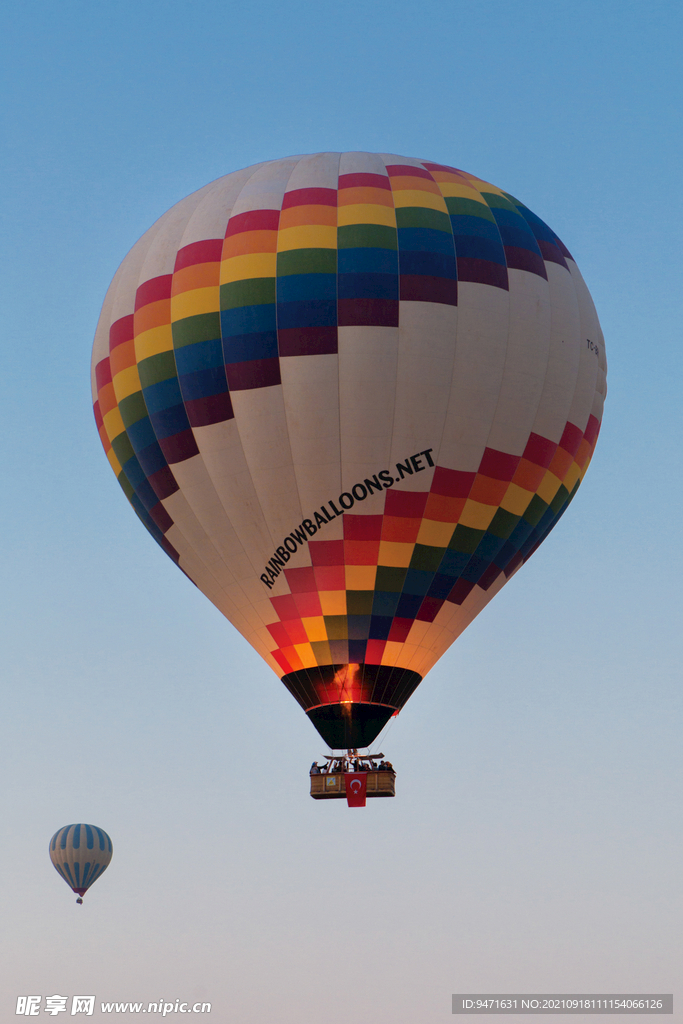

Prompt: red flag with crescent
xmin=345 ymin=773 xmax=367 ymax=807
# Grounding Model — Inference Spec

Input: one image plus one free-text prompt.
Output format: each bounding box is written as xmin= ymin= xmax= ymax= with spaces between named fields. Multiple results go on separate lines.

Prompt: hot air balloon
xmin=92 ymin=152 xmax=606 ymax=786
xmin=49 ymin=824 xmax=113 ymax=902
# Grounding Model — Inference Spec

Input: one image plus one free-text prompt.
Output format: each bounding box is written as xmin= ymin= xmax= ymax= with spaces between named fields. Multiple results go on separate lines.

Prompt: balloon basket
xmin=309 ymin=751 xmax=396 ymax=804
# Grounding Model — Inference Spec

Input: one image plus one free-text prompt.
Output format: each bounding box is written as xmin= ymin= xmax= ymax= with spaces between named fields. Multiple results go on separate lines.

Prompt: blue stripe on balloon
xmin=494 ymin=539 xmax=519 ymax=570
xmin=148 ymin=404 xmax=191 ymax=440
xmin=345 ymin=615 xmax=371 ymax=640
xmin=276 ymin=299 xmax=336 ymax=329
xmin=399 ymin=250 xmax=456 ymax=278
xmin=515 ymin=207 xmax=557 ymax=243
xmin=490 ymin=209 xmax=542 ymax=253
xmin=135 ymin=440 xmax=169 ymax=478
xmin=337 ymin=273 xmax=397 ymax=300
xmin=174 ymin=336 xmax=224 ymax=375
xmin=438 ymin=549 xmax=471 ymax=576
xmin=120 ymin=453 xmax=149 ymax=491
xmin=426 ymin=573 xmax=456 ymax=600
xmin=178 ymin=367 xmax=229 ymax=401
xmin=397 ymin=227 xmax=456 ymax=255
xmin=448 ymin=214 xmax=503 ymax=241
xmin=452 ymin=235 xmax=507 ymax=264
xmin=221 ymin=304 xmax=276 ymax=337
xmin=347 ymin=639 xmax=367 ymax=663
xmin=395 ymin=593 xmax=423 ymax=618
xmin=506 ymin=518 xmax=535 ymax=549
xmin=497 ymin=225 xmax=540 ymax=250
xmin=368 ymin=615 xmax=392 ymax=641
xmin=126 ymin=415 xmax=157 ymax=452
xmin=337 ymin=248 xmax=398 ymax=274
xmin=132 ymin=477 xmax=162 ymax=515
xmin=223 ymin=330 xmax=278 ymax=363
xmin=474 ymin=533 xmax=508 ymax=561
xmin=402 ymin=569 xmax=433 ymax=596
xmin=276 ymin=273 xmax=336 ymax=303
xmin=142 ymin=378 xmax=184 ymax=416
xmin=371 ymin=591 xmax=400 ymax=617
xmin=489 ymin=208 xmax=530 ymax=231
xmin=85 ymin=824 xmax=94 ymax=850
xmin=460 ymin=554 xmax=490 ymax=582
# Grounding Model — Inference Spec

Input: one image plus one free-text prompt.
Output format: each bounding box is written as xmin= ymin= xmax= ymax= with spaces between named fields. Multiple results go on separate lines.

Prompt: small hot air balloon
xmin=49 ymin=824 xmax=113 ymax=903
xmin=92 ymin=152 xmax=606 ymax=768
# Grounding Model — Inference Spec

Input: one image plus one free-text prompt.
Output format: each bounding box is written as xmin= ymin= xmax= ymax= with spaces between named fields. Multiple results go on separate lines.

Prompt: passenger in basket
xmin=310 ymin=762 xmax=320 ymax=774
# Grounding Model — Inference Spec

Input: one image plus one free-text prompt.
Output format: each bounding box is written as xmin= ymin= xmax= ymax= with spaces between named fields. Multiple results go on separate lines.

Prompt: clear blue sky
xmin=1 ymin=1 xmax=681 ymax=1020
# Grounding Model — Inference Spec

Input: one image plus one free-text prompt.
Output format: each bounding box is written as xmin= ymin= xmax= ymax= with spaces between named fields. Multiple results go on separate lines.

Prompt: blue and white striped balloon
xmin=49 ymin=824 xmax=113 ymax=902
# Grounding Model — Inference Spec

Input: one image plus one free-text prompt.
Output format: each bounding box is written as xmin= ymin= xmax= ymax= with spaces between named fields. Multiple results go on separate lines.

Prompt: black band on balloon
xmin=306 ymin=703 xmax=396 ymax=750
xmin=280 ymin=663 xmax=422 ymax=748
xmin=280 ymin=663 xmax=422 ymax=712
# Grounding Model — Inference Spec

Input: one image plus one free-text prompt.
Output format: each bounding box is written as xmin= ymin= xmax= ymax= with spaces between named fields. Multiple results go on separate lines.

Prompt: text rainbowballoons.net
xmin=92 ymin=152 xmax=606 ymax=750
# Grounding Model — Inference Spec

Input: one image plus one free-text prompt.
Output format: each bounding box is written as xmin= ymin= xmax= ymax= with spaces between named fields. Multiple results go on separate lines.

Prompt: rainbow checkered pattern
xmin=93 ymin=153 xmax=606 ymax=748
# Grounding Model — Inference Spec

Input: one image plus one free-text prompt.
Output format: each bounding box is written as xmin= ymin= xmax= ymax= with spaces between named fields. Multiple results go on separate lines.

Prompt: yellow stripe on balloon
xmin=378 ymin=540 xmax=413 ymax=567
xmin=536 ymin=470 xmax=562 ymax=506
xmin=344 ymin=565 xmax=377 ymax=589
xmin=302 ymin=616 xmax=328 ymax=642
xmin=391 ymin=189 xmax=449 ymax=213
xmin=458 ymin=499 xmax=497 ymax=531
xmin=220 ymin=252 xmax=277 ymax=284
xmin=112 ymin=365 xmax=142 ymax=402
xmin=171 ymin=287 xmax=220 ymax=321
xmin=277 ymin=224 xmax=337 ymax=251
xmin=416 ymin=518 xmax=454 ymax=548
xmin=318 ymin=591 xmax=347 ymax=616
xmin=103 ymin=407 xmax=125 ymax=441
xmin=337 ymin=203 xmax=397 ymax=228
xmin=134 ymin=324 xmax=174 ymax=360
xmin=500 ymin=483 xmax=535 ymax=516
xmin=436 ymin=182 xmax=490 ymax=202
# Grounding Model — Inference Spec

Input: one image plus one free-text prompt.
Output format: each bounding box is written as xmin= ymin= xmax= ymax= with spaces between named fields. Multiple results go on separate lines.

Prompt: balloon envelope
xmin=92 ymin=152 xmax=606 ymax=748
xmin=49 ymin=824 xmax=113 ymax=897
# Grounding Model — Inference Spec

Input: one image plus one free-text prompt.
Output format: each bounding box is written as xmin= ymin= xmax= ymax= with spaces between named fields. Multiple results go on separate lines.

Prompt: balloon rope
xmin=371 ymin=712 xmax=397 ymax=753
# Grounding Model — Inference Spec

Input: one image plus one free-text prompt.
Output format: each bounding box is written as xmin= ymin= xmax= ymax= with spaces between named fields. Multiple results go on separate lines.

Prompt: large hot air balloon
xmin=92 ymin=152 xmax=606 ymax=757
xmin=49 ymin=824 xmax=113 ymax=902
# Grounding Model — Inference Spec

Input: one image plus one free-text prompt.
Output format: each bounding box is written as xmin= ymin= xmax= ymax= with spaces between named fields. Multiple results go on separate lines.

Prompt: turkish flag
xmin=345 ymin=772 xmax=367 ymax=808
